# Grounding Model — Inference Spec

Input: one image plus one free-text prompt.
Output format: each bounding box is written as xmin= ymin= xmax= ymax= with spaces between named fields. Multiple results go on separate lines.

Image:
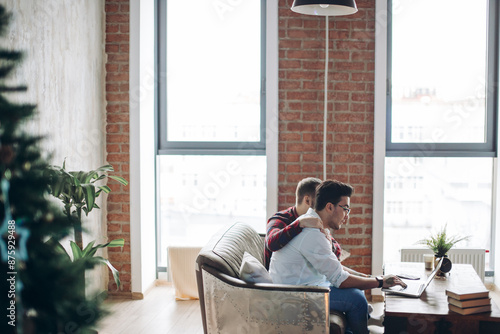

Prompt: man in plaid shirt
xmin=264 ymin=177 xmax=370 ymax=279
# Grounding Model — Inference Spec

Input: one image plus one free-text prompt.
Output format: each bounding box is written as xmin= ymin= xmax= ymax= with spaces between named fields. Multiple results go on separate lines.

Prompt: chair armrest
xmin=200 ymin=265 xmax=330 ymax=334
xmin=202 ymin=264 xmax=330 ymax=293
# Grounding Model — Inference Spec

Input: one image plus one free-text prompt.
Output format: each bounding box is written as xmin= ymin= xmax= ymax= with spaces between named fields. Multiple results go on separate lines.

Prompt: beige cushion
xmin=239 ymin=251 xmax=273 ymax=283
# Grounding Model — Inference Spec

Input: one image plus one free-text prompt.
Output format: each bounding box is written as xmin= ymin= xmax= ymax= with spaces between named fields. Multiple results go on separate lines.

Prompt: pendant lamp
xmin=291 ymin=0 xmax=358 ymax=16
xmin=291 ymin=0 xmax=357 ymax=179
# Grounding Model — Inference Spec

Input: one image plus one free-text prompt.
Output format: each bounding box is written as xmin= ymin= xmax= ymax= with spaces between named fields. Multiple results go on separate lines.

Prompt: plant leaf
xmin=70 ymin=241 xmax=83 ymax=261
xmin=108 ymin=175 xmax=128 ymax=186
xmin=107 ymin=238 xmax=125 ymax=248
xmin=82 ymin=240 xmax=96 ymax=257
xmin=94 ymin=256 xmax=121 ymax=289
xmin=98 ymin=185 xmax=112 ymax=194
xmin=84 ymin=238 xmax=125 ymax=257
xmin=94 ymin=174 xmax=107 ymax=182
xmin=95 ymin=164 xmax=114 ymax=172
xmin=81 ymin=183 xmax=96 ymax=215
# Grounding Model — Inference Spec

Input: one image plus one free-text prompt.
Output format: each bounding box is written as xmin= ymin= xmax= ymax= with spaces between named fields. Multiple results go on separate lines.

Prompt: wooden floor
xmin=97 ymin=278 xmax=500 ymax=334
xmin=97 ymin=284 xmax=203 ymax=334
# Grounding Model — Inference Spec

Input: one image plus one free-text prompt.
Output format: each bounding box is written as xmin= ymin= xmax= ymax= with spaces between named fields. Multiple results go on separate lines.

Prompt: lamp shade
xmin=291 ymin=0 xmax=358 ymax=16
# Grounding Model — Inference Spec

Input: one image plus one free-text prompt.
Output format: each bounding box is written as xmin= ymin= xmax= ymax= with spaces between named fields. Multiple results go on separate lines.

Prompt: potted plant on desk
xmin=417 ymin=224 xmax=469 ymax=275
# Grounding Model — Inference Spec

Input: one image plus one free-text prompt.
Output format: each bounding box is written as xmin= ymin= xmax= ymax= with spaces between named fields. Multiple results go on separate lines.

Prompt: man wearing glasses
xmin=269 ymin=180 xmax=406 ymax=334
xmin=265 ymin=177 xmax=369 ymax=280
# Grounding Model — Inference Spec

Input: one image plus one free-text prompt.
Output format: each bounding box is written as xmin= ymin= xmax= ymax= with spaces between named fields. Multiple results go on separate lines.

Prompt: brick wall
xmin=105 ymin=0 xmax=131 ymax=294
xmin=103 ymin=0 xmax=376 ymax=294
xmin=278 ymin=0 xmax=375 ymax=275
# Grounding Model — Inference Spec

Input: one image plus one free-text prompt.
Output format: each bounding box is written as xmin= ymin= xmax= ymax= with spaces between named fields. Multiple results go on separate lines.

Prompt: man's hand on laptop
xmin=299 ymin=217 xmax=323 ymax=229
xmin=383 ymin=274 xmax=407 ymax=289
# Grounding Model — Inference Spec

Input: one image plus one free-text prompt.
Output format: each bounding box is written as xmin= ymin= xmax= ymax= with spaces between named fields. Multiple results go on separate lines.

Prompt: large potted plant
xmin=46 ymin=160 xmax=128 ymax=289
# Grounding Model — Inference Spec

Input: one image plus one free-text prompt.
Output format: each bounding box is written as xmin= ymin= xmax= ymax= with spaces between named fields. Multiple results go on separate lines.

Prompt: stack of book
xmin=446 ymin=287 xmax=492 ymax=315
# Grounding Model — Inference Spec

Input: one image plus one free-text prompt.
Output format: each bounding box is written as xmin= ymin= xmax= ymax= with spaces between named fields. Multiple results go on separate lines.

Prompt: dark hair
xmin=314 ymin=180 xmax=354 ymax=211
xmin=295 ymin=177 xmax=322 ymax=205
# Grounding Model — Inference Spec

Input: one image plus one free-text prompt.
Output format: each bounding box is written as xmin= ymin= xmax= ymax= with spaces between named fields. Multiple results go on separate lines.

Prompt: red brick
xmin=287 ymin=50 xmax=319 ymax=59
xmin=108 ymin=223 xmax=122 ymax=232
xmin=107 ymin=213 xmax=130 ymax=222
xmin=107 ymin=153 xmax=130 ymax=163
xmin=107 ymin=33 xmax=129 ymax=43
xmin=105 ymin=4 xmax=119 ymax=12
xmin=105 ymin=44 xmax=119 ymax=53
xmin=107 ymin=134 xmax=129 ymax=144
xmin=106 ymin=14 xmax=129 ymax=23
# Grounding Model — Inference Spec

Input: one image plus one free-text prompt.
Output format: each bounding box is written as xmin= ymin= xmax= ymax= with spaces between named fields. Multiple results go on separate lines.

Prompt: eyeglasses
xmin=338 ymin=204 xmax=351 ymax=215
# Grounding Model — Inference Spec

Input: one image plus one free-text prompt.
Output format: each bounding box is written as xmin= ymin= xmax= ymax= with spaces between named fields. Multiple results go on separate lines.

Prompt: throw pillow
xmin=239 ymin=251 xmax=273 ymax=283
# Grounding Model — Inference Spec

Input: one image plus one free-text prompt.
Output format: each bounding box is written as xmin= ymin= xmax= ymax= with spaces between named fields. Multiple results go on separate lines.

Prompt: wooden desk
xmin=383 ymin=262 xmax=500 ymax=334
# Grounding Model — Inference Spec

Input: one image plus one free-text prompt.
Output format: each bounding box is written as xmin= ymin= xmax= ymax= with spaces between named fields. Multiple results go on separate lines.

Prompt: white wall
xmin=266 ymin=0 xmax=279 ymax=218
xmin=372 ymin=0 xmax=388 ymax=296
xmin=130 ymin=0 xmax=157 ymax=295
xmin=4 ymin=0 xmax=107 ymax=292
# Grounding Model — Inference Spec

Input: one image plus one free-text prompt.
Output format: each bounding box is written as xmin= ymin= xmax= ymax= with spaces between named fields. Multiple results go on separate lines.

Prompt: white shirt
xmin=269 ymin=208 xmax=350 ymax=288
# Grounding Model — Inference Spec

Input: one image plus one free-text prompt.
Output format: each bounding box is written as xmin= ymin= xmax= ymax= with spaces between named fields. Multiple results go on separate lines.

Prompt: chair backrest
xmin=195 ymin=222 xmax=266 ymax=334
xmin=196 ymin=222 xmax=265 ymax=278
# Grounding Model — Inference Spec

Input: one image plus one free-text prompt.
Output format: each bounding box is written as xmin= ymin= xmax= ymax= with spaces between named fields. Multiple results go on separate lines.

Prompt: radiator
xmin=400 ymin=248 xmax=485 ymax=282
xmin=167 ymin=246 xmax=203 ymax=300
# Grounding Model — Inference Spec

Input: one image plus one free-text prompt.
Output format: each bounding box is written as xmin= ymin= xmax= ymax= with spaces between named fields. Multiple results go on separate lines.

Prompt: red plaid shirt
xmin=264 ymin=206 xmax=342 ymax=269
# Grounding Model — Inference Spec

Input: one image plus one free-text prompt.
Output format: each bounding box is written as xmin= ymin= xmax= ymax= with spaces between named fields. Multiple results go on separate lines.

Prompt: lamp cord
xmin=323 ymin=15 xmax=329 ymax=180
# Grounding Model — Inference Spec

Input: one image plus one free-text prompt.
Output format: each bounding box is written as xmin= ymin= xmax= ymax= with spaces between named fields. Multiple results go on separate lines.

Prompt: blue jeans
xmin=329 ymin=286 xmax=369 ymax=334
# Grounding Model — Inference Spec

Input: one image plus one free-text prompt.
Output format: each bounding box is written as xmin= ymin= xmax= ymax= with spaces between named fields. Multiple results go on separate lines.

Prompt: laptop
xmin=382 ymin=257 xmax=443 ymax=298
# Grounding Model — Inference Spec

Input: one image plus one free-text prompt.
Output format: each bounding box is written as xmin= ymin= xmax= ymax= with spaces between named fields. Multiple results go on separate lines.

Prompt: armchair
xmin=195 ymin=222 xmax=346 ymax=333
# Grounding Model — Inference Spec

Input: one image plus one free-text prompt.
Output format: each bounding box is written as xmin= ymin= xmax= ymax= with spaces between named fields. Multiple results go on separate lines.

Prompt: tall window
xmin=385 ymin=0 xmax=498 ymax=273
xmin=156 ymin=0 xmax=267 ymax=269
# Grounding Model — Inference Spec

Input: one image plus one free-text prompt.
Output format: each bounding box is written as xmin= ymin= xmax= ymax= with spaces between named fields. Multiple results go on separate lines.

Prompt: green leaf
xmin=107 ymin=238 xmax=125 ymax=248
xmin=82 ymin=240 xmax=96 ymax=257
xmin=98 ymin=185 xmax=112 ymax=194
xmin=81 ymin=183 xmax=96 ymax=215
xmin=108 ymin=175 xmax=128 ymax=186
xmin=94 ymin=256 xmax=121 ymax=289
xmin=83 ymin=238 xmax=124 ymax=258
xmin=71 ymin=172 xmax=83 ymax=186
xmin=70 ymin=241 xmax=83 ymax=260
xmin=94 ymin=174 xmax=107 ymax=182
xmin=95 ymin=164 xmax=114 ymax=172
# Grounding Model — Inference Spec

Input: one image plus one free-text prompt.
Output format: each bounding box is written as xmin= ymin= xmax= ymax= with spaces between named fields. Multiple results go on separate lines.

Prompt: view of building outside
xmin=157 ymin=155 xmax=266 ymax=267
xmin=158 ymin=0 xmax=265 ymax=268
xmin=384 ymin=157 xmax=493 ymax=269
xmin=385 ymin=0 xmax=492 ymax=270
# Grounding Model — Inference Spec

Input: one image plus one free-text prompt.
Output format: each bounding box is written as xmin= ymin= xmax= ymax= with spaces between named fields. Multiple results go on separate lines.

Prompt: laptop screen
xmin=423 ymin=256 xmax=444 ymax=286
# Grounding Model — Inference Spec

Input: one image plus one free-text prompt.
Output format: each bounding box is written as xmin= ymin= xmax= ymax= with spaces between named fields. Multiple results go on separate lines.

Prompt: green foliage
xmin=46 ymin=161 xmax=128 ymax=288
xmin=47 ymin=161 xmax=127 ymax=218
xmin=417 ymin=224 xmax=469 ymax=257
xmin=0 ymin=5 xmax=107 ymax=333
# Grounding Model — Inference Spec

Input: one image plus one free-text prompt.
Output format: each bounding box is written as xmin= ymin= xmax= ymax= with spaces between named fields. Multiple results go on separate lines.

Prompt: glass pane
xmin=166 ymin=0 xmax=262 ymax=142
xmin=157 ymin=155 xmax=266 ymax=267
xmin=391 ymin=0 xmax=488 ymax=143
xmin=383 ymin=157 xmax=492 ymax=270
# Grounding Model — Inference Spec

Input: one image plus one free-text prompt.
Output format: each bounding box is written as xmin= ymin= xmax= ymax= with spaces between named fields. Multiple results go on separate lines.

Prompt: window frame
xmin=385 ymin=0 xmax=499 ymax=158
xmin=156 ymin=0 xmax=267 ymax=156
